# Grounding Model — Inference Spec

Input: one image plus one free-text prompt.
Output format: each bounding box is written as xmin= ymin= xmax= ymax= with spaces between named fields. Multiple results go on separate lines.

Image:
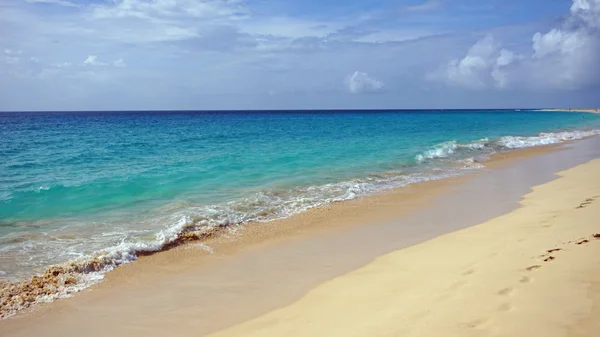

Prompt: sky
xmin=0 ymin=0 xmax=599 ymax=111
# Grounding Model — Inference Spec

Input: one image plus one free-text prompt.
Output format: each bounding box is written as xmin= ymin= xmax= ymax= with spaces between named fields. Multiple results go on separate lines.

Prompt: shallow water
xmin=1 ymin=110 xmax=600 ymax=285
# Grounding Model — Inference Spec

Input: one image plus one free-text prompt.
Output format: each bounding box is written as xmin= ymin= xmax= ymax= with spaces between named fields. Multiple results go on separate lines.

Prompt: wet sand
xmin=1 ymin=137 xmax=600 ymax=336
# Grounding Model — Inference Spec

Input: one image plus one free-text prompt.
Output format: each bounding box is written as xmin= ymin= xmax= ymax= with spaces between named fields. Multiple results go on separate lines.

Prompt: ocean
xmin=2 ymin=110 xmax=600 ymax=313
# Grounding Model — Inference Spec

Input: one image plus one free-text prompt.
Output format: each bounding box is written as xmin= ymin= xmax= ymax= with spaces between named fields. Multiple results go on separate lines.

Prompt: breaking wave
xmin=496 ymin=130 xmax=600 ymax=148
xmin=415 ymin=129 xmax=600 ymax=162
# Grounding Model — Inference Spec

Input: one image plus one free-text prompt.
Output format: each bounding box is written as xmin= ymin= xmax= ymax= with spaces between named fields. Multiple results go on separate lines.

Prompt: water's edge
xmin=1 ymin=129 xmax=600 ymax=319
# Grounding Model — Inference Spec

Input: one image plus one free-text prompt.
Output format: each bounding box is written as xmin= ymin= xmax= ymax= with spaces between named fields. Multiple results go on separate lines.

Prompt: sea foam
xmin=497 ymin=130 xmax=600 ymax=148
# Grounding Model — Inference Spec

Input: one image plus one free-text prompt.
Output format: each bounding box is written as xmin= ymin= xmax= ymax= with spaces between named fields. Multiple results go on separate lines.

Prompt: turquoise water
xmin=2 ymin=110 xmax=600 ymax=285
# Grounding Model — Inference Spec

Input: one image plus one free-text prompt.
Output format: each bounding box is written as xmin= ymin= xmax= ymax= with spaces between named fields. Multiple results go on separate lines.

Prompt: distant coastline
xmin=534 ymin=108 xmax=600 ymax=114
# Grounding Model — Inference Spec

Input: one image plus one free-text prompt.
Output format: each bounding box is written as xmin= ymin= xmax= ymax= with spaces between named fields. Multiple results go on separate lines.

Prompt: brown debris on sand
xmin=0 ymin=225 xmax=226 ymax=319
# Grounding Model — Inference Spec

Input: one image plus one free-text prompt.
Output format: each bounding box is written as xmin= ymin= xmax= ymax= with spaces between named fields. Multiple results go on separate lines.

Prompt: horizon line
xmin=1 ymin=108 xmax=595 ymax=114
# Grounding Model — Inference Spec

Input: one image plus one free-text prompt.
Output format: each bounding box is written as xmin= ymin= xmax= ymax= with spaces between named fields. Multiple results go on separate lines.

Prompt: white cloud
xmin=345 ymin=71 xmax=384 ymax=94
xmin=403 ymin=0 xmax=444 ymax=13
xmin=431 ymin=0 xmax=600 ymax=90
xmin=4 ymin=56 xmax=20 ymax=64
xmin=496 ymin=49 xmax=515 ymax=66
xmin=83 ymin=0 xmax=251 ymax=45
xmin=25 ymin=0 xmax=79 ymax=7
xmin=113 ymin=59 xmax=126 ymax=67
xmin=571 ymin=0 xmax=600 ymax=29
xmin=445 ymin=36 xmax=499 ymax=89
xmin=83 ymin=55 xmax=107 ymax=66
xmin=4 ymin=49 xmax=22 ymax=55
xmin=430 ymin=36 xmax=517 ymax=89
xmin=242 ymin=17 xmax=338 ymax=39
xmin=91 ymin=0 xmax=248 ymax=21
xmin=2 ymin=49 xmax=22 ymax=64
xmin=83 ymin=56 xmax=126 ymax=67
xmin=532 ymin=29 xmax=585 ymax=58
xmin=54 ymin=62 xmax=73 ymax=68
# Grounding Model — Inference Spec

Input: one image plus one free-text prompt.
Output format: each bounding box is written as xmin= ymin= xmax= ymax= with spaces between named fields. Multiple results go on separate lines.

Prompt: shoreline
xmin=208 ymin=158 xmax=600 ymax=337
xmin=0 ymin=143 xmax=565 ymax=319
xmin=533 ymin=108 xmax=600 ymax=114
xmin=3 ymin=125 xmax=600 ymax=312
xmin=1 ymin=136 xmax=600 ymax=336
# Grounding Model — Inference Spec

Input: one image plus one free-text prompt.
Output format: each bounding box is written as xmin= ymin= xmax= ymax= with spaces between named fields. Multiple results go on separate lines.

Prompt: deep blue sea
xmin=2 ymin=110 xmax=600 ymax=290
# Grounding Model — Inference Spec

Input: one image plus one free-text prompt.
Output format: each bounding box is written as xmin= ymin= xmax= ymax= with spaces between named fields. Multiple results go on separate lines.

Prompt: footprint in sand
xmin=466 ymin=317 xmax=492 ymax=329
xmin=519 ymin=276 xmax=531 ymax=283
xmin=498 ymin=303 xmax=514 ymax=312
xmin=448 ymin=280 xmax=468 ymax=292
xmin=575 ymin=234 xmax=600 ymax=245
xmin=576 ymin=196 xmax=598 ymax=209
xmin=538 ymin=248 xmax=561 ymax=262
xmin=497 ymin=287 xmax=515 ymax=296
xmin=462 ymin=269 xmax=475 ymax=276
xmin=526 ymin=265 xmax=542 ymax=271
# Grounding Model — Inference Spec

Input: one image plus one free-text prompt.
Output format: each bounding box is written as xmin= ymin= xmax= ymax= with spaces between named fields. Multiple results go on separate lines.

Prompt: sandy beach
xmin=207 ymin=158 xmax=600 ymax=337
xmin=5 ymin=0 xmax=600 ymax=333
xmin=1 ymin=137 xmax=600 ymax=336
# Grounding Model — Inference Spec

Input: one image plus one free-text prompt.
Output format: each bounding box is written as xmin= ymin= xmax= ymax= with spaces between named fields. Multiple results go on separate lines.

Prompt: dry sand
xmin=207 ymin=159 xmax=600 ymax=337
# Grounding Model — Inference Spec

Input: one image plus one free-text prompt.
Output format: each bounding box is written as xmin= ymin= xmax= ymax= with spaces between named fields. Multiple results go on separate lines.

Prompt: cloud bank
xmin=1 ymin=0 xmax=599 ymax=110
xmin=431 ymin=0 xmax=600 ymax=91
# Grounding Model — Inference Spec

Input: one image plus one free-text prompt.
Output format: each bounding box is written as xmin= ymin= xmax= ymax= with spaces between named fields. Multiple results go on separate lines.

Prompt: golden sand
xmin=207 ymin=159 xmax=600 ymax=337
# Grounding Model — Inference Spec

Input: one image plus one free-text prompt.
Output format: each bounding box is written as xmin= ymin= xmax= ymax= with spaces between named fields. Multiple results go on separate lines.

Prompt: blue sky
xmin=1 ymin=0 xmax=599 ymax=110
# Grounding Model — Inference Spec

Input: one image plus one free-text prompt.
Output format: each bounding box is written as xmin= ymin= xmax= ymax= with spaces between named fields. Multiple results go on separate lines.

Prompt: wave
xmin=455 ymin=158 xmax=486 ymax=170
xmin=415 ymin=129 xmax=600 ymax=162
xmin=2 ymin=128 xmax=599 ymax=319
xmin=0 ymin=170 xmax=454 ymax=318
xmin=496 ymin=130 xmax=600 ymax=148
xmin=415 ymin=138 xmax=489 ymax=162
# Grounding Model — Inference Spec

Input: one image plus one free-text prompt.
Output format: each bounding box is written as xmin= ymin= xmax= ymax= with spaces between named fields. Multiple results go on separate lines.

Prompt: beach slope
xmin=208 ymin=159 xmax=600 ymax=337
